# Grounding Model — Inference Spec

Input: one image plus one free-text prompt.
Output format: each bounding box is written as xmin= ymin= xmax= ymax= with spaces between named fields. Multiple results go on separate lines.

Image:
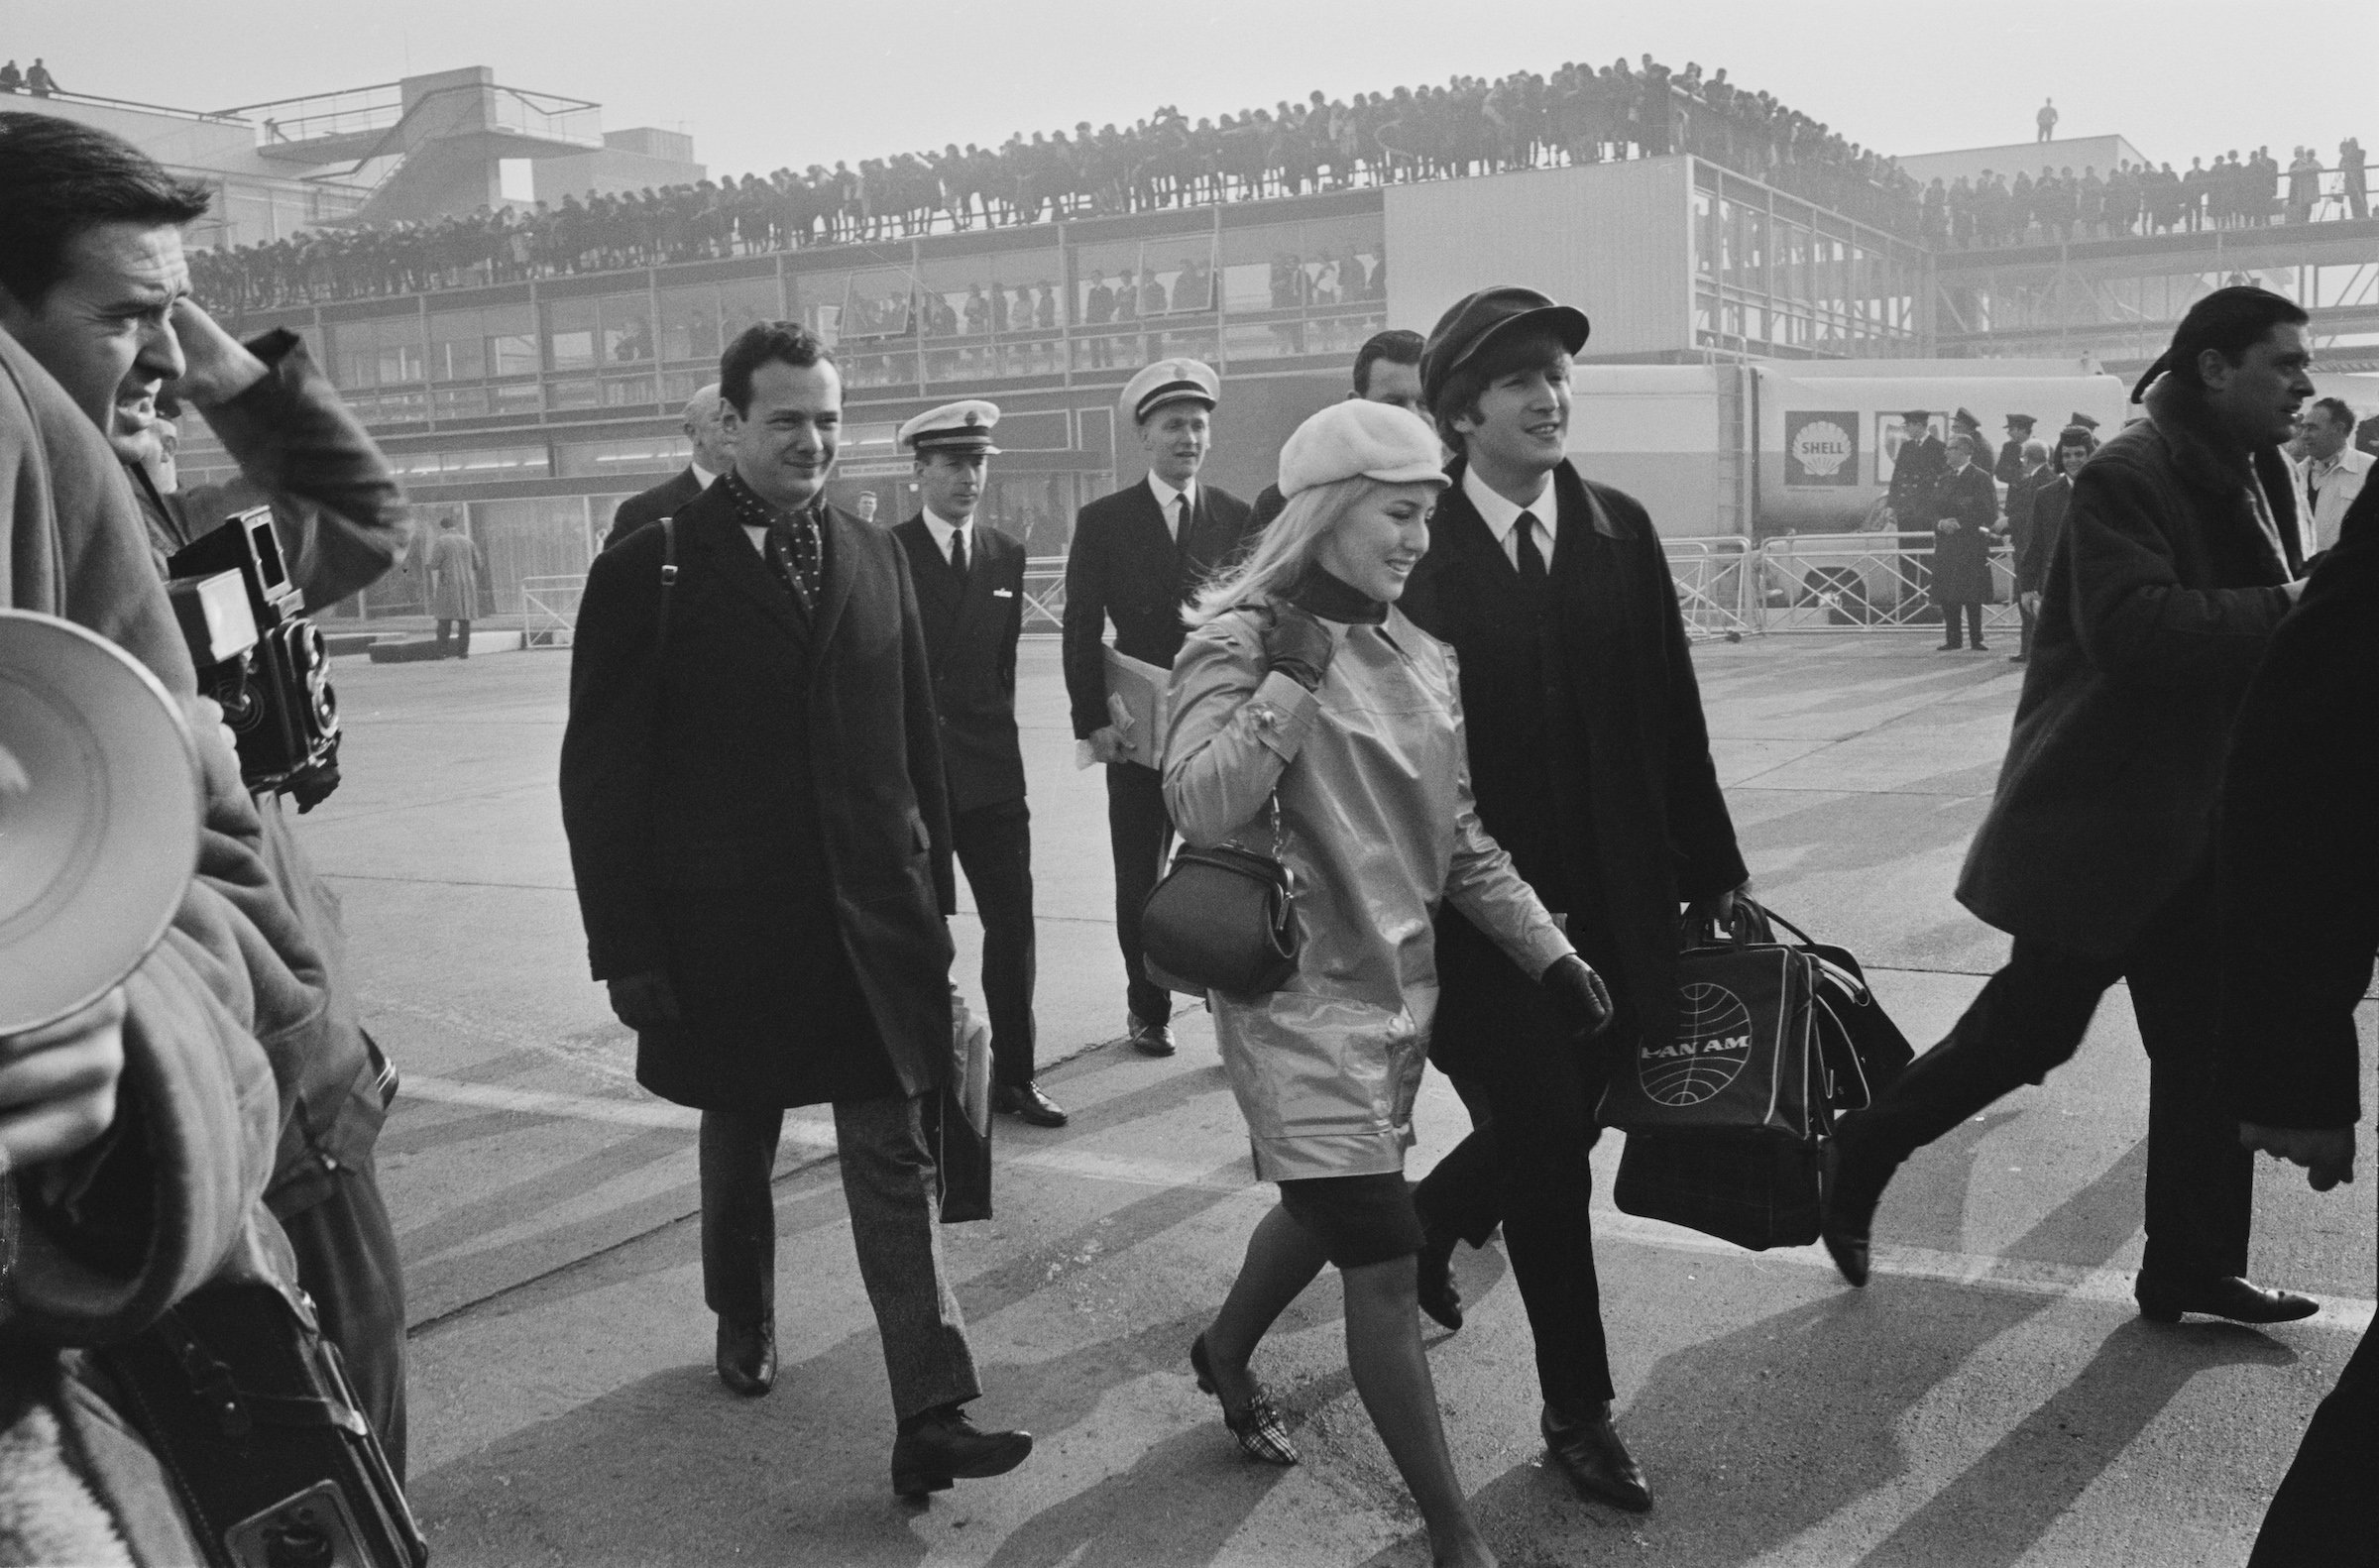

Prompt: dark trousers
xmin=1413 ymin=982 xmax=1616 ymax=1414
xmin=952 ymin=799 xmax=1038 ymax=1085
xmin=1848 ymin=880 xmax=2250 ymax=1284
xmin=2249 ymin=1304 xmax=2377 ymax=1564
xmin=698 ymin=1095 xmax=979 ymax=1419
xmin=1104 ymin=761 xmax=1176 ymax=1027
xmin=279 ymin=1159 xmax=408 ymax=1480
xmin=434 ymin=618 xmax=472 ymax=656
xmin=1937 ymin=601 xmax=1985 ymax=646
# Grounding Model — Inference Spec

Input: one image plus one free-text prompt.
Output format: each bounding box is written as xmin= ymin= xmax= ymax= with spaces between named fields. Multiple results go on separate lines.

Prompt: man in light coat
xmin=2294 ymin=394 xmax=2369 ymax=557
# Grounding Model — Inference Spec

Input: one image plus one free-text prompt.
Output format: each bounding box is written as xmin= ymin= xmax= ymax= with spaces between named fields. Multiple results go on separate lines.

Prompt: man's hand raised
xmin=165 ymin=297 xmax=269 ymax=409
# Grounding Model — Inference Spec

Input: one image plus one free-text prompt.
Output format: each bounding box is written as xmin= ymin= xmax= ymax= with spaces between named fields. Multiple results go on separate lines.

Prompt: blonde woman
xmin=1162 ymin=400 xmax=1612 ymax=1568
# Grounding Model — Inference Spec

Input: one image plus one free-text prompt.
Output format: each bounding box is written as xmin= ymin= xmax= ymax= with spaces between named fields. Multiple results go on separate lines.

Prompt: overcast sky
xmin=10 ymin=1 xmax=2371 ymax=180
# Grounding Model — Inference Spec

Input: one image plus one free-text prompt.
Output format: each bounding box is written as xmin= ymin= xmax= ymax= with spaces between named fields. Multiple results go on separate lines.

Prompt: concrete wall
xmin=1384 ymin=158 xmax=1693 ymax=358
xmin=1570 ymin=366 xmax=1726 ymax=536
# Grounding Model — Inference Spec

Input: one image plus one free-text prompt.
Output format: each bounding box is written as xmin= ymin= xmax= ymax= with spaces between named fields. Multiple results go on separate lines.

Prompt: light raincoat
xmin=1163 ymin=602 xmax=1571 ymax=1181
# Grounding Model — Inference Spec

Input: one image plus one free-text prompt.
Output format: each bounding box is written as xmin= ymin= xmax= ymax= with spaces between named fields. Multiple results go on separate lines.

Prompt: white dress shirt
xmin=2297 ymin=447 xmax=2371 ymax=554
xmin=691 ymin=459 xmax=719 ymax=489
xmin=1462 ymin=464 xmax=1559 ymax=572
xmin=920 ymin=507 xmax=975 ymax=569
xmin=1145 ymin=474 xmax=1197 ymax=540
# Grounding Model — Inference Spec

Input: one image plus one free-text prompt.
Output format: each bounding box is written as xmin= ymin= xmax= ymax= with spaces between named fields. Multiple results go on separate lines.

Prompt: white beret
xmin=1277 ymin=399 xmax=1449 ymax=499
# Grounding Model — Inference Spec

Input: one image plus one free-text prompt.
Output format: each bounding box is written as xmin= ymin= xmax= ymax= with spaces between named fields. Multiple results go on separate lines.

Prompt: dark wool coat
xmin=1401 ymin=458 xmax=1748 ymax=1066
xmin=2216 ymin=479 xmax=2377 ymax=1129
xmin=602 ymin=465 xmax=706 ymax=551
xmin=1929 ymin=462 xmax=2000 ymax=603
xmin=1886 ymin=432 xmax=1948 ymax=523
xmin=2014 ymin=472 xmax=2072 ymax=595
xmin=560 ymin=483 xmax=958 ymax=1109
xmin=1958 ymin=379 xmax=2303 ymax=956
xmin=1060 ymin=476 xmax=1257 ymax=738
xmin=892 ymin=515 xmax=1027 ymax=814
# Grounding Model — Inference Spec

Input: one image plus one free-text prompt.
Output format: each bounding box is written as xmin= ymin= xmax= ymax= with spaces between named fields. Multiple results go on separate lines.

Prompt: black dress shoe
xmin=715 ymin=1314 xmax=775 ymax=1397
xmin=1416 ymin=1234 xmax=1464 ymax=1332
xmin=993 ymin=1081 xmax=1069 ymax=1127
xmin=2135 ymin=1274 xmax=2321 ymax=1325
xmin=1937 ymin=641 xmax=1963 ymax=651
xmin=890 ymin=1404 xmax=1033 ymax=1498
xmin=1127 ymin=1013 xmax=1176 ymax=1057
xmin=1819 ymin=1118 xmax=1894 ymax=1288
xmin=1541 ymin=1402 xmax=1651 ymax=1512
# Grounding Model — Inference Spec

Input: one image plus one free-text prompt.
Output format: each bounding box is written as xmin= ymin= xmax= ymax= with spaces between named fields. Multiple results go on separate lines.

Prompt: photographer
xmin=0 ymin=111 xmax=415 ymax=1472
xmin=0 ymin=327 xmax=305 ymax=1563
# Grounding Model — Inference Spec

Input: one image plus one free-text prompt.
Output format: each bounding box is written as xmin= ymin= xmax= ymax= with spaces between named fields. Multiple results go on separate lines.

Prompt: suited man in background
xmin=1248 ymin=328 xmax=1428 ymax=531
xmin=2215 ymin=481 xmax=2376 ymax=1566
xmin=891 ymin=400 xmax=1066 ymax=1127
xmin=602 ymin=383 xmax=731 ymax=549
xmin=1884 ymin=408 xmax=1946 ymax=529
xmin=561 ymin=322 xmax=1032 ymax=1498
xmin=1061 ymin=358 xmax=1256 ymax=1056
xmin=1994 ymin=412 xmax=2037 ymax=485
xmin=1401 ymin=287 xmax=1749 ymax=1513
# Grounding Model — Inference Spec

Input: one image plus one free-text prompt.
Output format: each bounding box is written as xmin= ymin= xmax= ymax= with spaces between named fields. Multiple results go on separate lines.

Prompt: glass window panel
xmin=556 ymin=433 xmax=692 ymax=480
xmin=492 ymin=381 xmax=541 ymax=416
xmin=718 ymin=276 xmax=783 ymax=344
xmin=432 ymin=387 xmax=488 ymax=419
xmin=603 ymin=375 xmax=656 ymax=407
xmin=990 ymin=409 xmax=1069 ymax=451
xmin=792 ymin=269 xmax=851 ymax=345
xmin=548 ymin=376 xmax=600 ymax=409
xmin=843 ymin=270 xmax=915 ymax=339
xmin=544 ymin=297 xmax=600 ymax=371
xmin=470 ymin=497 xmax=592 ymax=615
xmin=659 ymin=285 xmax=722 ymax=364
xmin=602 ymin=293 xmax=655 ymax=363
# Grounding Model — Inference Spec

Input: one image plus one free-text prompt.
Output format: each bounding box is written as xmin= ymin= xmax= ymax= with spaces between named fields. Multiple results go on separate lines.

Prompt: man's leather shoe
xmin=715 ymin=1314 xmax=775 ymax=1397
xmin=993 ymin=1081 xmax=1069 ymax=1127
xmin=891 ymin=1404 xmax=1033 ymax=1498
xmin=1126 ymin=1012 xmax=1176 ymax=1058
xmin=2135 ymin=1275 xmax=2320 ymax=1325
xmin=1820 ymin=1119 xmax=1893 ymax=1288
xmin=1541 ymin=1402 xmax=1652 ymax=1512
xmin=1937 ymin=641 xmax=1963 ymax=651
xmin=1416 ymin=1234 xmax=1463 ymax=1332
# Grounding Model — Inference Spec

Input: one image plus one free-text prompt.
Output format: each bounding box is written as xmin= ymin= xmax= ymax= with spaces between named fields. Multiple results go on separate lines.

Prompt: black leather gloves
xmin=1542 ymin=953 xmax=1616 ymax=1039
xmin=1261 ymin=605 xmax=1335 ymax=692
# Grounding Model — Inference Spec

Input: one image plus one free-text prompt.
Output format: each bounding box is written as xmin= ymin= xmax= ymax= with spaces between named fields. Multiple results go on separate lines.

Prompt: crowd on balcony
xmin=183 ymin=53 xmax=2376 ymax=315
xmin=190 ymin=55 xmax=1925 ymax=311
xmin=1928 ymin=138 xmax=2369 ymax=248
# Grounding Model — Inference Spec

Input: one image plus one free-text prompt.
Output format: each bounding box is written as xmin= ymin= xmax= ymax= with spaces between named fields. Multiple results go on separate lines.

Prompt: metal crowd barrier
xmin=1664 ymin=537 xmax=1759 ymax=641
xmin=1749 ymin=532 xmax=2020 ymax=634
xmin=519 ymin=575 xmax=587 ymax=649
xmin=1022 ymin=557 xmax=1067 ymax=632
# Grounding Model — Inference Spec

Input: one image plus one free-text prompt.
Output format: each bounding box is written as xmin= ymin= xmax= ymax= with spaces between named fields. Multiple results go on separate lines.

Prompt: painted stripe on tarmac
xmin=401 ymin=1074 xmax=2374 ymax=1330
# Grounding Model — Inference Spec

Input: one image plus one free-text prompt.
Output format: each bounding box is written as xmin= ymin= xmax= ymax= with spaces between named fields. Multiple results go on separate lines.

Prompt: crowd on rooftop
xmin=182 ymin=56 xmax=2374 ymax=315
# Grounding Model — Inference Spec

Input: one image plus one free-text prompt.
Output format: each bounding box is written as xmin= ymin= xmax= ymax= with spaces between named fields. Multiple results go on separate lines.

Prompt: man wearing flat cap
xmin=1061 ymin=358 xmax=1257 ymax=1056
xmin=892 ymin=401 xmax=1065 ymax=1127
xmin=1400 ymin=285 xmax=1748 ymax=1513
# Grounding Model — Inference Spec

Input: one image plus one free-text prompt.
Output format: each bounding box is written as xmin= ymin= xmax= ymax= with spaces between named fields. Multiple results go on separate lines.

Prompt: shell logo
xmin=1790 ymin=419 xmax=1854 ymax=479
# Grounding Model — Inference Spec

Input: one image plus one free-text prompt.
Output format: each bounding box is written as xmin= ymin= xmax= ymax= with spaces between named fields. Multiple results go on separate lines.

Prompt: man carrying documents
xmin=1062 ymin=358 xmax=1258 ymax=1055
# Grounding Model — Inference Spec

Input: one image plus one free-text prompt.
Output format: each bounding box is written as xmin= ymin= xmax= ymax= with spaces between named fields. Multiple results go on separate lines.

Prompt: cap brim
xmin=1474 ymin=303 xmax=1591 ymax=365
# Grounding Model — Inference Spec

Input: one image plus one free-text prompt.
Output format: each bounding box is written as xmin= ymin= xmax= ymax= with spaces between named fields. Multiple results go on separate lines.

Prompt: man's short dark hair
xmin=0 ymin=112 xmax=212 ymax=308
xmin=2139 ymin=285 xmax=2311 ymax=399
xmin=2310 ymin=395 xmax=2355 ymax=433
xmin=719 ymin=321 xmax=835 ymax=414
xmin=1432 ymin=327 xmax=1569 ymax=453
xmin=1351 ymin=329 xmax=1424 ymax=398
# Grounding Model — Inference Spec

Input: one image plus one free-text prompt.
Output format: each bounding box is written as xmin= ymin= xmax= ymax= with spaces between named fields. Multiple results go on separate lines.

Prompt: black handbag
xmin=1140 ymin=800 xmax=1299 ymax=997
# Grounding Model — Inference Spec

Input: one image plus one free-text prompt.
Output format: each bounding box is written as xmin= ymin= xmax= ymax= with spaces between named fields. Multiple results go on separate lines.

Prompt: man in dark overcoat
xmin=890 ymin=399 xmax=1065 ymax=1128
xmin=2215 ymin=480 xmax=2376 ymax=1566
xmin=559 ymin=323 xmax=1032 ymax=1498
xmin=601 ymin=383 xmax=730 ymax=549
xmin=1824 ymin=287 xmax=2318 ymax=1328
xmin=1060 ymin=358 xmax=1257 ymax=1056
xmin=1929 ymin=432 xmax=2000 ymax=650
xmin=1401 ymin=287 xmax=1748 ymax=1513
xmin=2012 ymin=426 xmax=2096 ymax=665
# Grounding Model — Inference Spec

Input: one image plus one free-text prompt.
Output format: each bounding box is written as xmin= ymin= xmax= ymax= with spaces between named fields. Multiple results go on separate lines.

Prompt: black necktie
xmin=949 ymin=528 xmax=968 ymax=580
xmin=1514 ymin=510 xmax=1549 ymax=590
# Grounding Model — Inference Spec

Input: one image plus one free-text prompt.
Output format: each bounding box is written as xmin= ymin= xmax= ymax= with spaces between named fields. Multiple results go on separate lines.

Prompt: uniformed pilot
xmin=891 ymin=401 xmax=1066 ymax=1126
xmin=1060 ymin=360 xmax=1259 ymax=1056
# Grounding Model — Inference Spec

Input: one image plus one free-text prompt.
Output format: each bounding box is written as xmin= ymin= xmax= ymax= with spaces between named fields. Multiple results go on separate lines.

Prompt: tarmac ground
xmin=304 ymin=631 xmax=2375 ymax=1568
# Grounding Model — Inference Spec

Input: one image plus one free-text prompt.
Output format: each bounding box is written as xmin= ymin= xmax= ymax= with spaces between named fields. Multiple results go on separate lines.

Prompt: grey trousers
xmin=699 ymin=1094 xmax=979 ymax=1419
